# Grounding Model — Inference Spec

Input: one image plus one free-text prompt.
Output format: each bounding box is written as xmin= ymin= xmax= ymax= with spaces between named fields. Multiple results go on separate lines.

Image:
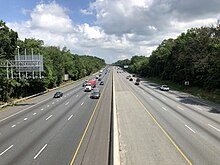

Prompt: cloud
xmin=30 ymin=2 xmax=73 ymax=33
xmin=6 ymin=0 xmax=220 ymax=63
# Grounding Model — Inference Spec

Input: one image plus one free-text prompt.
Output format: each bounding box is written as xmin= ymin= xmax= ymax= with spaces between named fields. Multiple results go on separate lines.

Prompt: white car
xmin=160 ymin=85 xmax=169 ymax=91
xmin=84 ymin=85 xmax=92 ymax=92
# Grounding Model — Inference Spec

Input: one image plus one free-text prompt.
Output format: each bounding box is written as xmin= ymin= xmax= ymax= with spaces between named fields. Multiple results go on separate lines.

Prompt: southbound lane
xmin=0 ymin=69 xmax=112 ymax=165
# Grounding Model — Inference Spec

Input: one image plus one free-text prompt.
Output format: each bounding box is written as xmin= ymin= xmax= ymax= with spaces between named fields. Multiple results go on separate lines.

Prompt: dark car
xmin=54 ymin=92 xmax=63 ymax=98
xmin=135 ymin=78 xmax=140 ymax=85
xmin=129 ymin=78 xmax=133 ymax=81
xmin=82 ymin=80 xmax=88 ymax=87
xmin=90 ymin=88 xmax=100 ymax=99
xmin=100 ymin=81 xmax=104 ymax=85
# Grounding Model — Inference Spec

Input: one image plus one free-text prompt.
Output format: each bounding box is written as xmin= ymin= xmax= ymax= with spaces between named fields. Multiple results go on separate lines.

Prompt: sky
xmin=1 ymin=0 xmax=220 ymax=63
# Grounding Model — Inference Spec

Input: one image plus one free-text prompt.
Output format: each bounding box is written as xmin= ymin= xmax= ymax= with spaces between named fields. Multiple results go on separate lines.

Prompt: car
xmin=135 ymin=78 xmax=140 ymax=85
xmin=90 ymin=88 xmax=100 ymax=99
xmin=84 ymin=84 xmax=92 ymax=92
xmin=100 ymin=81 xmax=104 ymax=85
xmin=82 ymin=80 xmax=88 ymax=87
xmin=129 ymin=78 xmax=133 ymax=81
xmin=160 ymin=85 xmax=170 ymax=91
xmin=54 ymin=92 xmax=63 ymax=98
xmin=98 ymin=78 xmax=101 ymax=81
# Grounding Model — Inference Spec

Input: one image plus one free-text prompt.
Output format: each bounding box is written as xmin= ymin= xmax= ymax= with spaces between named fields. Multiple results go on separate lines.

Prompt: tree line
xmin=0 ymin=20 xmax=105 ymax=102
xmin=114 ymin=25 xmax=220 ymax=93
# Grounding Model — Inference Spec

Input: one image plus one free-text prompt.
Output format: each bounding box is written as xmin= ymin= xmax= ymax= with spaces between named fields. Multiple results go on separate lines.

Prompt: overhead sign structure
xmin=0 ymin=48 xmax=44 ymax=79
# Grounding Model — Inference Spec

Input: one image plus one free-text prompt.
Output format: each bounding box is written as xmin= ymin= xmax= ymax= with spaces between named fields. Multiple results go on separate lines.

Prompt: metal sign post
xmin=0 ymin=48 xmax=44 ymax=79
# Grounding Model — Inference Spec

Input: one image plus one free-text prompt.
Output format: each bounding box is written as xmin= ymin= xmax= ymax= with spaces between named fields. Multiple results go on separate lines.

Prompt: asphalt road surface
xmin=0 ymin=69 xmax=112 ymax=165
xmin=114 ymin=67 xmax=220 ymax=165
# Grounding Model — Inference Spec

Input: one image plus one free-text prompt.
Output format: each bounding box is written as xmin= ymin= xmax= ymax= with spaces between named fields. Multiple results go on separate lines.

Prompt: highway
xmin=0 ymin=69 xmax=112 ymax=165
xmin=114 ymin=67 xmax=220 ymax=165
xmin=1 ymin=66 xmax=220 ymax=165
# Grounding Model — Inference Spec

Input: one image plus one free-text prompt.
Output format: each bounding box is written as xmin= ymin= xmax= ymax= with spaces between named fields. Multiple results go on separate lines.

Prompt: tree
xmin=0 ymin=20 xmax=18 ymax=59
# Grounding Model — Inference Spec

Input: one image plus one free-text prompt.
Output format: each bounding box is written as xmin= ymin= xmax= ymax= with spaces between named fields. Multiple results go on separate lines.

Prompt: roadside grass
xmin=145 ymin=77 xmax=220 ymax=105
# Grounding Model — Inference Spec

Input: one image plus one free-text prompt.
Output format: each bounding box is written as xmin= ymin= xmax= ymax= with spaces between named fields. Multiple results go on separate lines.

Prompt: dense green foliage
xmin=114 ymin=25 xmax=220 ymax=93
xmin=0 ymin=21 xmax=105 ymax=102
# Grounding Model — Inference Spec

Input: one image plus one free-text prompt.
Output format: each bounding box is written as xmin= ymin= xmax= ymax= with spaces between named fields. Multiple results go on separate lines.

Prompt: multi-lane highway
xmin=1 ymin=66 xmax=220 ymax=165
xmin=114 ymin=67 xmax=220 ymax=165
xmin=0 ymin=69 xmax=112 ymax=165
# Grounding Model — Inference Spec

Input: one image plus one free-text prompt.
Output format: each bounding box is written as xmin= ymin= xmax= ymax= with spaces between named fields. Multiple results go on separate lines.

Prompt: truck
xmin=88 ymin=79 xmax=96 ymax=88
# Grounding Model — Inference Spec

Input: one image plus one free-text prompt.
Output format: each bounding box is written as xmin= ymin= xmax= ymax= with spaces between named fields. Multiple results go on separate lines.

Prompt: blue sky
xmin=0 ymin=0 xmax=95 ymax=24
xmin=1 ymin=0 xmax=220 ymax=63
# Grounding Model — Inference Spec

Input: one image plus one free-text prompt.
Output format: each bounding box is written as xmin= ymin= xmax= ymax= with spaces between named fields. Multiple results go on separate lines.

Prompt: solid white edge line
xmin=185 ymin=124 xmax=195 ymax=133
xmin=0 ymin=145 xmax=14 ymax=157
xmin=34 ymin=144 xmax=48 ymax=159
xmin=46 ymin=115 xmax=53 ymax=121
xmin=68 ymin=115 xmax=73 ymax=121
xmin=208 ymin=124 xmax=220 ymax=132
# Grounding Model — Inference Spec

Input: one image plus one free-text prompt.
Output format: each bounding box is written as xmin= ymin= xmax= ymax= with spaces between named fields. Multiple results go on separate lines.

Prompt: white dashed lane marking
xmin=177 ymin=106 xmax=184 ymax=111
xmin=46 ymin=115 xmax=53 ymax=121
xmin=68 ymin=115 xmax=73 ymax=120
xmin=24 ymin=118 xmax=28 ymax=121
xmin=34 ymin=144 xmax=47 ymax=159
xmin=33 ymin=113 xmax=37 ymax=116
xmin=162 ymin=107 xmax=167 ymax=111
xmin=208 ymin=124 xmax=220 ymax=132
xmin=185 ymin=124 xmax=195 ymax=133
xmin=0 ymin=145 xmax=14 ymax=157
xmin=11 ymin=125 xmax=16 ymax=128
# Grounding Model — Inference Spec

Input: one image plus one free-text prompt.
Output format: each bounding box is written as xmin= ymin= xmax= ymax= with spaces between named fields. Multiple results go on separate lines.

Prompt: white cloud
xmin=30 ymin=2 xmax=73 ymax=33
xmin=6 ymin=1 xmax=220 ymax=63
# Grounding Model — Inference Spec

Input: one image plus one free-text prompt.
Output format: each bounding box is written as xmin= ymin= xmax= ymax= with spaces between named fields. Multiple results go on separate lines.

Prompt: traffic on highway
xmin=0 ymin=66 xmax=220 ymax=165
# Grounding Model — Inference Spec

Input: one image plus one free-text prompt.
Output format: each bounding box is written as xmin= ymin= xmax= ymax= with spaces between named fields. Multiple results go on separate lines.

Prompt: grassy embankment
xmin=145 ymin=77 xmax=220 ymax=105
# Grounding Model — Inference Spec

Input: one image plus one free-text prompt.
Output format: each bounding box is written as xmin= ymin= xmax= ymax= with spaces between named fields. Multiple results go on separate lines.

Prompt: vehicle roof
xmin=93 ymin=88 xmax=100 ymax=92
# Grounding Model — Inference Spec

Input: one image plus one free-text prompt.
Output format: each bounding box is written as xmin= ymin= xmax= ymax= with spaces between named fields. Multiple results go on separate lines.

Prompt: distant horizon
xmin=1 ymin=0 xmax=220 ymax=63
